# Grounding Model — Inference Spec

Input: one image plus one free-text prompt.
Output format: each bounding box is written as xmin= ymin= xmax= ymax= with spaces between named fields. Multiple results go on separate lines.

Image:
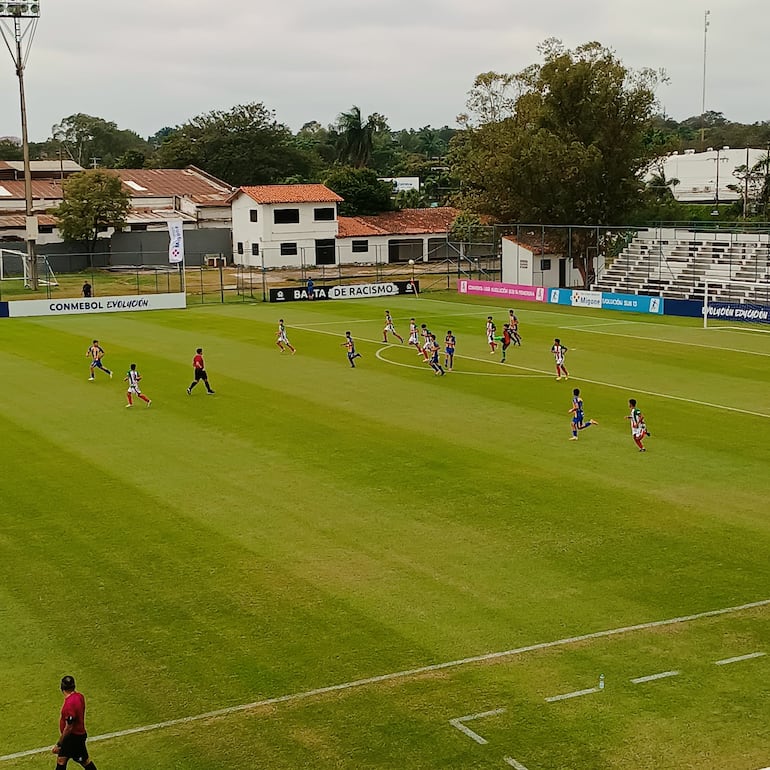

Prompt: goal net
xmin=0 ymin=249 xmax=59 ymax=288
xmin=703 ymin=282 xmax=770 ymax=330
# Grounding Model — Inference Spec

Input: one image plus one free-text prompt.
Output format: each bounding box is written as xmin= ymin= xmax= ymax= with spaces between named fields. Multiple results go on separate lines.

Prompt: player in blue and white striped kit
xmin=568 ymin=388 xmax=597 ymax=440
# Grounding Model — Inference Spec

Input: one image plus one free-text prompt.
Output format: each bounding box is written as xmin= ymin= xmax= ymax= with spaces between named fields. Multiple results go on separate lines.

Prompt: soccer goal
xmin=0 ymin=248 xmax=59 ymax=288
xmin=702 ymin=281 xmax=770 ymax=331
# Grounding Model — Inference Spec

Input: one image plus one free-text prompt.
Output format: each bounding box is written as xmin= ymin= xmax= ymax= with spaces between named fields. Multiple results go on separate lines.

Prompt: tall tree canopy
xmin=323 ymin=166 xmax=393 ymax=216
xmin=53 ymin=170 xmax=130 ymax=255
xmin=50 ymin=114 xmax=150 ymax=168
xmin=155 ymin=103 xmax=315 ymax=186
xmin=450 ymin=40 xmax=663 ymax=225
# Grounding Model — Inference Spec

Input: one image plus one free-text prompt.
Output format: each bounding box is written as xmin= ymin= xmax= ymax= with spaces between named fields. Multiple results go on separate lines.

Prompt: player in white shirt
xmin=276 ymin=319 xmax=296 ymax=354
xmin=551 ymin=338 xmax=569 ymax=380
xmin=486 ymin=316 xmax=498 ymax=354
xmin=124 ymin=364 xmax=152 ymax=408
xmin=382 ymin=310 xmax=403 ymax=343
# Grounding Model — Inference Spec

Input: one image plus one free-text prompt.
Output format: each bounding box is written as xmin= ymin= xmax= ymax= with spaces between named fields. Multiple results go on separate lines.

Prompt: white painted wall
xmin=231 ymin=193 xmax=339 ymax=267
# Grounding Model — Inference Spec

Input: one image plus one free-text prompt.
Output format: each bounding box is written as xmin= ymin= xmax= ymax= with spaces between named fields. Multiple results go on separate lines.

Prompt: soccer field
xmin=0 ymin=293 xmax=768 ymax=770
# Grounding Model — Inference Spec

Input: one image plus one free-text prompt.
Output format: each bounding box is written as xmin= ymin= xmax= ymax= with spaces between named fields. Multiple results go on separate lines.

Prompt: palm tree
xmin=335 ymin=106 xmax=375 ymax=168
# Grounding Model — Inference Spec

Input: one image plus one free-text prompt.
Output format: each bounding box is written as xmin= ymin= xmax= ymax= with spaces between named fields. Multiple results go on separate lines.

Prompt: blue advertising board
xmin=547 ymin=288 xmax=664 ymax=314
xmin=705 ymin=302 xmax=770 ymax=324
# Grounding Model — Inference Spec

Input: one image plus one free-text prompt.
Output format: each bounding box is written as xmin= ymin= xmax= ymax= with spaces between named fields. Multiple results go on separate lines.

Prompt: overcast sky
xmin=0 ymin=0 xmax=767 ymax=142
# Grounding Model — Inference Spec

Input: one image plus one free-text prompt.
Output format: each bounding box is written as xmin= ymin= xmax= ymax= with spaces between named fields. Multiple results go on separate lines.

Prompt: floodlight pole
xmin=1 ymin=6 xmax=41 ymax=290
xmin=700 ymin=10 xmax=710 ymax=148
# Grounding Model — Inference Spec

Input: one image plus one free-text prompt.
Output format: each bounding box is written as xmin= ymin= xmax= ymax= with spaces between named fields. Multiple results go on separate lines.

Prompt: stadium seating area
xmin=592 ymin=228 xmax=770 ymax=303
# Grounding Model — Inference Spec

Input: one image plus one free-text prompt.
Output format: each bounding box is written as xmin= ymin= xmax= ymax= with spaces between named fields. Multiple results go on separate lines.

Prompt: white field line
xmin=630 ymin=670 xmax=680 ymax=684
xmin=374 ymin=347 xmax=551 ymax=378
xmin=449 ymin=707 xmax=507 ymax=745
xmin=562 ymin=326 xmax=770 ymax=358
xmin=545 ymin=686 xmax=600 ymax=702
xmin=504 ymin=756 xmax=531 ymax=769
xmin=294 ymin=324 xmax=770 ymax=419
xmin=408 ymin=297 xmax=770 ymax=355
xmin=2 ymin=598 xmax=767 ymax=762
xmin=715 ymin=652 xmax=766 ymax=666
xmin=448 ymin=719 xmax=488 ymax=745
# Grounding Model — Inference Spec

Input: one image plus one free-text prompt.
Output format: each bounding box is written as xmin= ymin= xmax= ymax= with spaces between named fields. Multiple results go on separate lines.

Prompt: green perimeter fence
xmin=0 ymin=251 xmax=502 ymax=305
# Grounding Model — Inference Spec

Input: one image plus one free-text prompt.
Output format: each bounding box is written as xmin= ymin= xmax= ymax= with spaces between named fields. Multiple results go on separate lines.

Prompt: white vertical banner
xmin=167 ymin=219 xmax=185 ymax=264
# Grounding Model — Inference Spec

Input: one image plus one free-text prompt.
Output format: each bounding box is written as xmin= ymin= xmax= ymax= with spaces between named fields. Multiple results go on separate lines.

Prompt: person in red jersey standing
xmin=187 ymin=347 xmax=215 ymax=395
xmin=52 ymin=675 xmax=98 ymax=769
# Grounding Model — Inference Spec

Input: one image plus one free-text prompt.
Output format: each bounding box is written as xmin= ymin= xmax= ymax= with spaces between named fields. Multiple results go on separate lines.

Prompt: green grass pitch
xmin=0 ymin=292 xmax=768 ymax=769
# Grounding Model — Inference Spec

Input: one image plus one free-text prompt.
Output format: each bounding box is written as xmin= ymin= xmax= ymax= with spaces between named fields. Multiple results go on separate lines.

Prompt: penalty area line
xmin=1 ymin=597 xmax=769 ymax=761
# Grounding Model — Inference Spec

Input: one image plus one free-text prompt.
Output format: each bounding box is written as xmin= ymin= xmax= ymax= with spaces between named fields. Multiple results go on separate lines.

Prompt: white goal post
xmin=703 ymin=281 xmax=770 ymax=330
xmin=0 ymin=248 xmax=59 ymax=288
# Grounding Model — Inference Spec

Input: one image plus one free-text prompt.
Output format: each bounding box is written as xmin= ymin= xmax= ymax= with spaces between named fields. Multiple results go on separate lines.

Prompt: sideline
xmin=2 ymin=597 xmax=768 ymax=761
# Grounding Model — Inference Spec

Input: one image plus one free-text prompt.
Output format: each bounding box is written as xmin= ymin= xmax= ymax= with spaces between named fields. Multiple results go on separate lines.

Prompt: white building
xmin=652 ymin=148 xmax=766 ymax=204
xmin=231 ymin=183 xmax=458 ymax=268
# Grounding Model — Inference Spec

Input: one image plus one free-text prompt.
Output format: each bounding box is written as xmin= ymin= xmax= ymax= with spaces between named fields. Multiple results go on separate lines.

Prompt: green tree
xmin=53 ymin=170 xmax=130 ymax=256
xmin=51 ymin=114 xmax=150 ymax=168
xmin=323 ymin=166 xmax=393 ymax=215
xmin=334 ymin=106 xmax=376 ymax=168
xmin=450 ymin=40 xmax=663 ymax=283
xmin=155 ymin=102 xmax=314 ymax=185
xmin=0 ymin=138 xmax=23 ymax=160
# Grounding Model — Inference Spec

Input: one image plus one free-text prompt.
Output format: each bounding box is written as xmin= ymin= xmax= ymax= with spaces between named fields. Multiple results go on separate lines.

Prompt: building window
xmin=237 ymin=242 xmax=244 ymax=255
xmin=130 ymin=224 xmax=148 ymax=232
xmin=314 ymin=207 xmax=334 ymax=221
xmin=540 ymin=258 xmax=551 ymax=271
xmin=249 ymin=209 xmax=258 ymax=222
xmin=39 ymin=226 xmax=54 ymax=233
xmin=280 ymin=242 xmax=298 ymax=256
xmin=274 ymin=208 xmax=300 ymax=224
xmin=351 ymin=240 xmax=369 ymax=253
xmin=315 ymin=239 xmax=335 ymax=265
xmin=251 ymin=243 xmax=259 ymax=256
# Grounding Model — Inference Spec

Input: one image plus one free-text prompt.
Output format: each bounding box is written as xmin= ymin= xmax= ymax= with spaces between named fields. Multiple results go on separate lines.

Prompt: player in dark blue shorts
xmin=568 ymin=388 xmax=598 ymax=440
xmin=444 ymin=330 xmax=456 ymax=371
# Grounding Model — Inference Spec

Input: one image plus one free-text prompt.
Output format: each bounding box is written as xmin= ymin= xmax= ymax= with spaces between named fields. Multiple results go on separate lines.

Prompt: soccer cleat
xmin=569 ymin=436 xmax=578 ymax=441
xmin=186 ymin=387 xmax=191 ymax=395
xmin=146 ymin=400 xmax=152 ymax=407
xmin=556 ymin=376 xmax=561 ymax=380
xmin=109 ymin=371 xmax=113 ymax=379
xmin=207 ymin=390 xmax=215 ymax=395
xmin=590 ymin=419 xmax=599 ymax=425
xmin=125 ymin=403 xmax=132 ymax=408
xmin=88 ymin=377 xmax=95 ymax=381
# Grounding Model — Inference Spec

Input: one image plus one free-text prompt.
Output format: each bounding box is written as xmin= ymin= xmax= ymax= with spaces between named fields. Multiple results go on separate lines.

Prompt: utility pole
xmin=0 ymin=1 xmax=41 ymax=290
xmin=700 ymin=9 xmax=710 ymax=148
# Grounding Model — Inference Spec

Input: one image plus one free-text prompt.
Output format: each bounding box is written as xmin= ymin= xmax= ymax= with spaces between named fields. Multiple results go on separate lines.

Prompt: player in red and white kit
xmin=383 ymin=310 xmax=403 ymax=343
xmin=486 ymin=316 xmax=498 ymax=354
xmin=551 ymin=338 xmax=569 ymax=380
xmin=408 ymin=318 xmax=422 ymax=353
xmin=124 ymin=363 xmax=151 ymax=408
xmin=626 ymin=398 xmax=650 ymax=451
xmin=53 ymin=675 xmax=98 ymax=769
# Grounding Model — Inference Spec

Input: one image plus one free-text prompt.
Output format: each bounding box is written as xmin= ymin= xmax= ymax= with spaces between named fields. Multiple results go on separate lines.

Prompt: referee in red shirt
xmin=52 ymin=675 xmax=98 ymax=769
xmin=186 ymin=347 xmax=215 ymax=395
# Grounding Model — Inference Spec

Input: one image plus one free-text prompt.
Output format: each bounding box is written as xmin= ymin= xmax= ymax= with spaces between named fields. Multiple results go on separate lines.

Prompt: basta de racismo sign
xmin=269 ymin=281 xmax=419 ymax=303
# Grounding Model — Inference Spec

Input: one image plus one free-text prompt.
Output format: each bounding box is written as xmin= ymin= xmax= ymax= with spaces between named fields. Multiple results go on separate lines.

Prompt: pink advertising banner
xmin=457 ymin=279 xmax=547 ymax=303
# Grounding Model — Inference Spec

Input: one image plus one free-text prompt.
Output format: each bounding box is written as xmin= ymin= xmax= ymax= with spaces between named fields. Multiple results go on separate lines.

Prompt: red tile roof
xmin=239 ymin=184 xmax=343 ymax=204
xmin=338 ymin=207 xmax=459 ymax=238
